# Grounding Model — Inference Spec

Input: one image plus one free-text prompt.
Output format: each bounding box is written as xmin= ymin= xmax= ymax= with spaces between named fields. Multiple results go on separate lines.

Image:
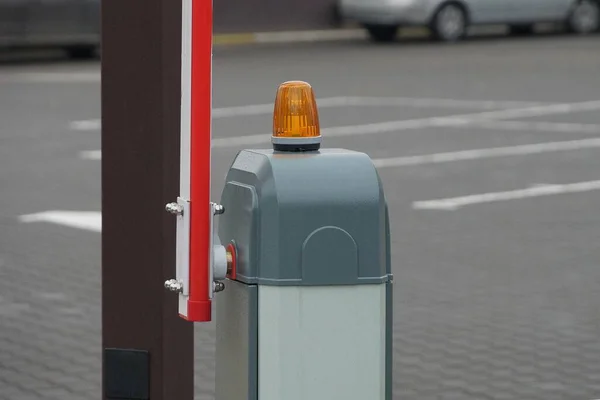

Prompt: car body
xmin=338 ymin=0 xmax=600 ymax=42
xmin=0 ymin=0 xmax=100 ymax=58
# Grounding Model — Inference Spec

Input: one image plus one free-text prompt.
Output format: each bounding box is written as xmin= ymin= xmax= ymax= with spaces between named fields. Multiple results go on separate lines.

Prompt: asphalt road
xmin=2 ymin=32 xmax=600 ymax=400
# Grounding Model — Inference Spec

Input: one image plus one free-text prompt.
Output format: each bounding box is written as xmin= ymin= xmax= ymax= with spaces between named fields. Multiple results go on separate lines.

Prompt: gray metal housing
xmin=218 ymin=148 xmax=392 ymax=286
xmin=215 ymin=279 xmax=393 ymax=400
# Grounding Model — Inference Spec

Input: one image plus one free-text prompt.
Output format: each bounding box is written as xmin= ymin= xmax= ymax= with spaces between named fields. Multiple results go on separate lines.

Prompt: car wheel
xmin=566 ymin=0 xmax=600 ymax=34
xmin=431 ymin=3 xmax=468 ymax=42
xmin=65 ymin=45 xmax=98 ymax=60
xmin=364 ymin=24 xmax=399 ymax=42
xmin=509 ymin=24 xmax=535 ymax=36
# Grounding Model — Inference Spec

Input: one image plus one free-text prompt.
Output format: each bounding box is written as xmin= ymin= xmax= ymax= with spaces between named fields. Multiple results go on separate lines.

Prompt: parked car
xmin=0 ymin=0 xmax=100 ymax=58
xmin=338 ymin=0 xmax=600 ymax=42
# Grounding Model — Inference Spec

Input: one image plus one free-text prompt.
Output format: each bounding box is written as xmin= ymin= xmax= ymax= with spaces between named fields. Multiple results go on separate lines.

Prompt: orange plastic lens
xmin=273 ymin=81 xmax=321 ymax=138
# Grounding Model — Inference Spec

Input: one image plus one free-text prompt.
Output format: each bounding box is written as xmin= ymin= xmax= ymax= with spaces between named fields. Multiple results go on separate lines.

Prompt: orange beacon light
xmin=272 ymin=81 xmax=322 ymax=152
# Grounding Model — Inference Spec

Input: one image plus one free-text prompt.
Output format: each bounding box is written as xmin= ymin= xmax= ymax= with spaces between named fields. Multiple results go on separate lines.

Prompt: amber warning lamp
xmin=272 ymin=81 xmax=322 ymax=152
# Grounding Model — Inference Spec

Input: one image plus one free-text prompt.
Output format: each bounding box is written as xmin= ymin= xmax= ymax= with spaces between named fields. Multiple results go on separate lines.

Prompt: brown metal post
xmin=101 ymin=0 xmax=194 ymax=398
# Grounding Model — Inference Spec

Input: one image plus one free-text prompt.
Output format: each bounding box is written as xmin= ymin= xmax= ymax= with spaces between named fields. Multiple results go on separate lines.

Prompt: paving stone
xmin=3 ymin=174 xmax=600 ymax=400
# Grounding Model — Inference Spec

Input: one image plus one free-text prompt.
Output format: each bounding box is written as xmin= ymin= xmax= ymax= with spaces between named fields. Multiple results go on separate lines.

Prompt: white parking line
xmin=451 ymin=100 xmax=600 ymax=122
xmin=80 ymin=150 xmax=102 ymax=160
xmin=83 ymin=136 xmax=600 ymax=166
xmin=373 ymin=137 xmax=600 ymax=168
xmin=211 ymin=100 xmax=600 ymax=148
xmin=210 ymin=115 xmax=466 ymax=147
xmin=19 ymin=211 xmax=101 ymax=232
xmin=210 ymin=96 xmax=546 ymax=118
xmin=68 ymin=96 xmax=548 ymax=131
xmin=21 ymin=180 xmax=600 ymax=229
xmin=70 ymin=120 xmax=102 ymax=131
xmin=79 ymin=99 xmax=600 ymax=158
xmin=468 ymin=120 xmax=600 ymax=135
xmin=413 ymin=181 xmax=600 ymax=211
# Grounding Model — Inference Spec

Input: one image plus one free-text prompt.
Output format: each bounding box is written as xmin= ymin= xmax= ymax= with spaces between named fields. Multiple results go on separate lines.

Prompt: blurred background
xmin=2 ymin=1 xmax=600 ymax=400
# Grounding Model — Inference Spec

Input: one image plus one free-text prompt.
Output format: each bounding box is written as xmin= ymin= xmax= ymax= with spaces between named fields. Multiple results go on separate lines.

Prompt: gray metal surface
xmin=385 ymin=281 xmax=393 ymax=400
xmin=215 ymin=280 xmax=258 ymax=400
xmin=218 ymin=148 xmax=392 ymax=286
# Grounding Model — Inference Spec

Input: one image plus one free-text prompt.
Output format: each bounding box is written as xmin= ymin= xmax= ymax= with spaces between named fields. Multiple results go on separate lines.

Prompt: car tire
xmin=65 ymin=45 xmax=98 ymax=60
xmin=431 ymin=2 xmax=468 ymax=42
xmin=508 ymin=24 xmax=535 ymax=36
xmin=566 ymin=0 xmax=600 ymax=34
xmin=364 ymin=24 xmax=399 ymax=42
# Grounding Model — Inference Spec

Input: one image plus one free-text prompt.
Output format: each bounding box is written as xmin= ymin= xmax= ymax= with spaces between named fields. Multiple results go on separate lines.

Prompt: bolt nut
xmin=165 ymin=202 xmax=184 ymax=215
xmin=212 ymin=203 xmax=225 ymax=215
xmin=213 ymin=281 xmax=225 ymax=293
xmin=164 ymin=279 xmax=184 ymax=293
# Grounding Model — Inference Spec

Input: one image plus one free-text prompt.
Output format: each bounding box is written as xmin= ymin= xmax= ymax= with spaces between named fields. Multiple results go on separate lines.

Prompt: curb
xmin=212 ymin=27 xmax=431 ymax=46
xmin=211 ymin=23 xmax=568 ymax=47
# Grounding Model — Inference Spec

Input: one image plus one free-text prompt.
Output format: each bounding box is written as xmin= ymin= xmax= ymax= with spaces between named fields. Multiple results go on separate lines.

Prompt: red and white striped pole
xmin=165 ymin=0 xmax=226 ymax=322
xmin=187 ymin=0 xmax=213 ymax=322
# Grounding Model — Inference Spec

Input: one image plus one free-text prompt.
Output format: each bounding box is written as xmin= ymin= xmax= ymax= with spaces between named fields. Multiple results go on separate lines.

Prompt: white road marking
xmin=70 ymin=120 xmax=102 ymax=131
xmin=211 ymin=99 xmax=600 ymax=148
xmin=80 ymin=150 xmax=102 ymax=160
xmin=78 ymin=99 xmax=600 ymax=157
xmin=84 ymin=135 xmax=600 ymax=163
xmin=468 ymin=120 xmax=600 ymax=135
xmin=208 ymin=116 xmax=469 ymax=148
xmin=19 ymin=182 xmax=600 ymax=231
xmin=19 ymin=211 xmax=101 ymax=232
xmin=68 ymin=96 xmax=547 ymax=131
xmin=372 ymin=137 xmax=600 ymax=168
xmin=210 ymin=96 xmax=546 ymax=118
xmin=413 ymin=181 xmax=600 ymax=211
xmin=341 ymin=96 xmax=545 ymax=109
xmin=450 ymin=100 xmax=600 ymax=122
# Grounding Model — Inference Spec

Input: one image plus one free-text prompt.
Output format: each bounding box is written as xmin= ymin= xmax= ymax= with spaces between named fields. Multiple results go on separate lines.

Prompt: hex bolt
xmin=164 ymin=279 xmax=183 ymax=293
xmin=165 ymin=202 xmax=184 ymax=215
xmin=213 ymin=281 xmax=225 ymax=293
xmin=213 ymin=203 xmax=225 ymax=215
